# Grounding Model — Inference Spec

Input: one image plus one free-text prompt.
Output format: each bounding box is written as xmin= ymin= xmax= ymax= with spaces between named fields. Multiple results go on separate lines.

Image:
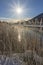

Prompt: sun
xmin=16 ymin=7 xmax=22 ymax=14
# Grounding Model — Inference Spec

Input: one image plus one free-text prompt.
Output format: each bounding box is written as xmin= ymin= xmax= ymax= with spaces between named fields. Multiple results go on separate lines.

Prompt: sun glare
xmin=9 ymin=1 xmax=25 ymax=17
xmin=16 ymin=7 xmax=22 ymax=14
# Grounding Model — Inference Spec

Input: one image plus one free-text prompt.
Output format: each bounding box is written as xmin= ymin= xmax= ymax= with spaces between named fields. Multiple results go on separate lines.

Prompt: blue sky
xmin=0 ymin=0 xmax=43 ymax=19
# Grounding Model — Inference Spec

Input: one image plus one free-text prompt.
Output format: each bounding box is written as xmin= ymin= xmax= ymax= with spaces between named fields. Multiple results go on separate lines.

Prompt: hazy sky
xmin=0 ymin=0 xmax=43 ymax=20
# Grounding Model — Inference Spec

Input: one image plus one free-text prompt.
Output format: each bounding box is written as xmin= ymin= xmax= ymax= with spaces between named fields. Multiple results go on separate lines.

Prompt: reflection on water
xmin=18 ymin=33 xmax=21 ymax=42
xmin=17 ymin=28 xmax=22 ymax=42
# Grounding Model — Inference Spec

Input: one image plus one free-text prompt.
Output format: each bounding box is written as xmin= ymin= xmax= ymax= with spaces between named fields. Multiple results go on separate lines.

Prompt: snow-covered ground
xmin=0 ymin=51 xmax=43 ymax=65
xmin=0 ymin=54 xmax=26 ymax=65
